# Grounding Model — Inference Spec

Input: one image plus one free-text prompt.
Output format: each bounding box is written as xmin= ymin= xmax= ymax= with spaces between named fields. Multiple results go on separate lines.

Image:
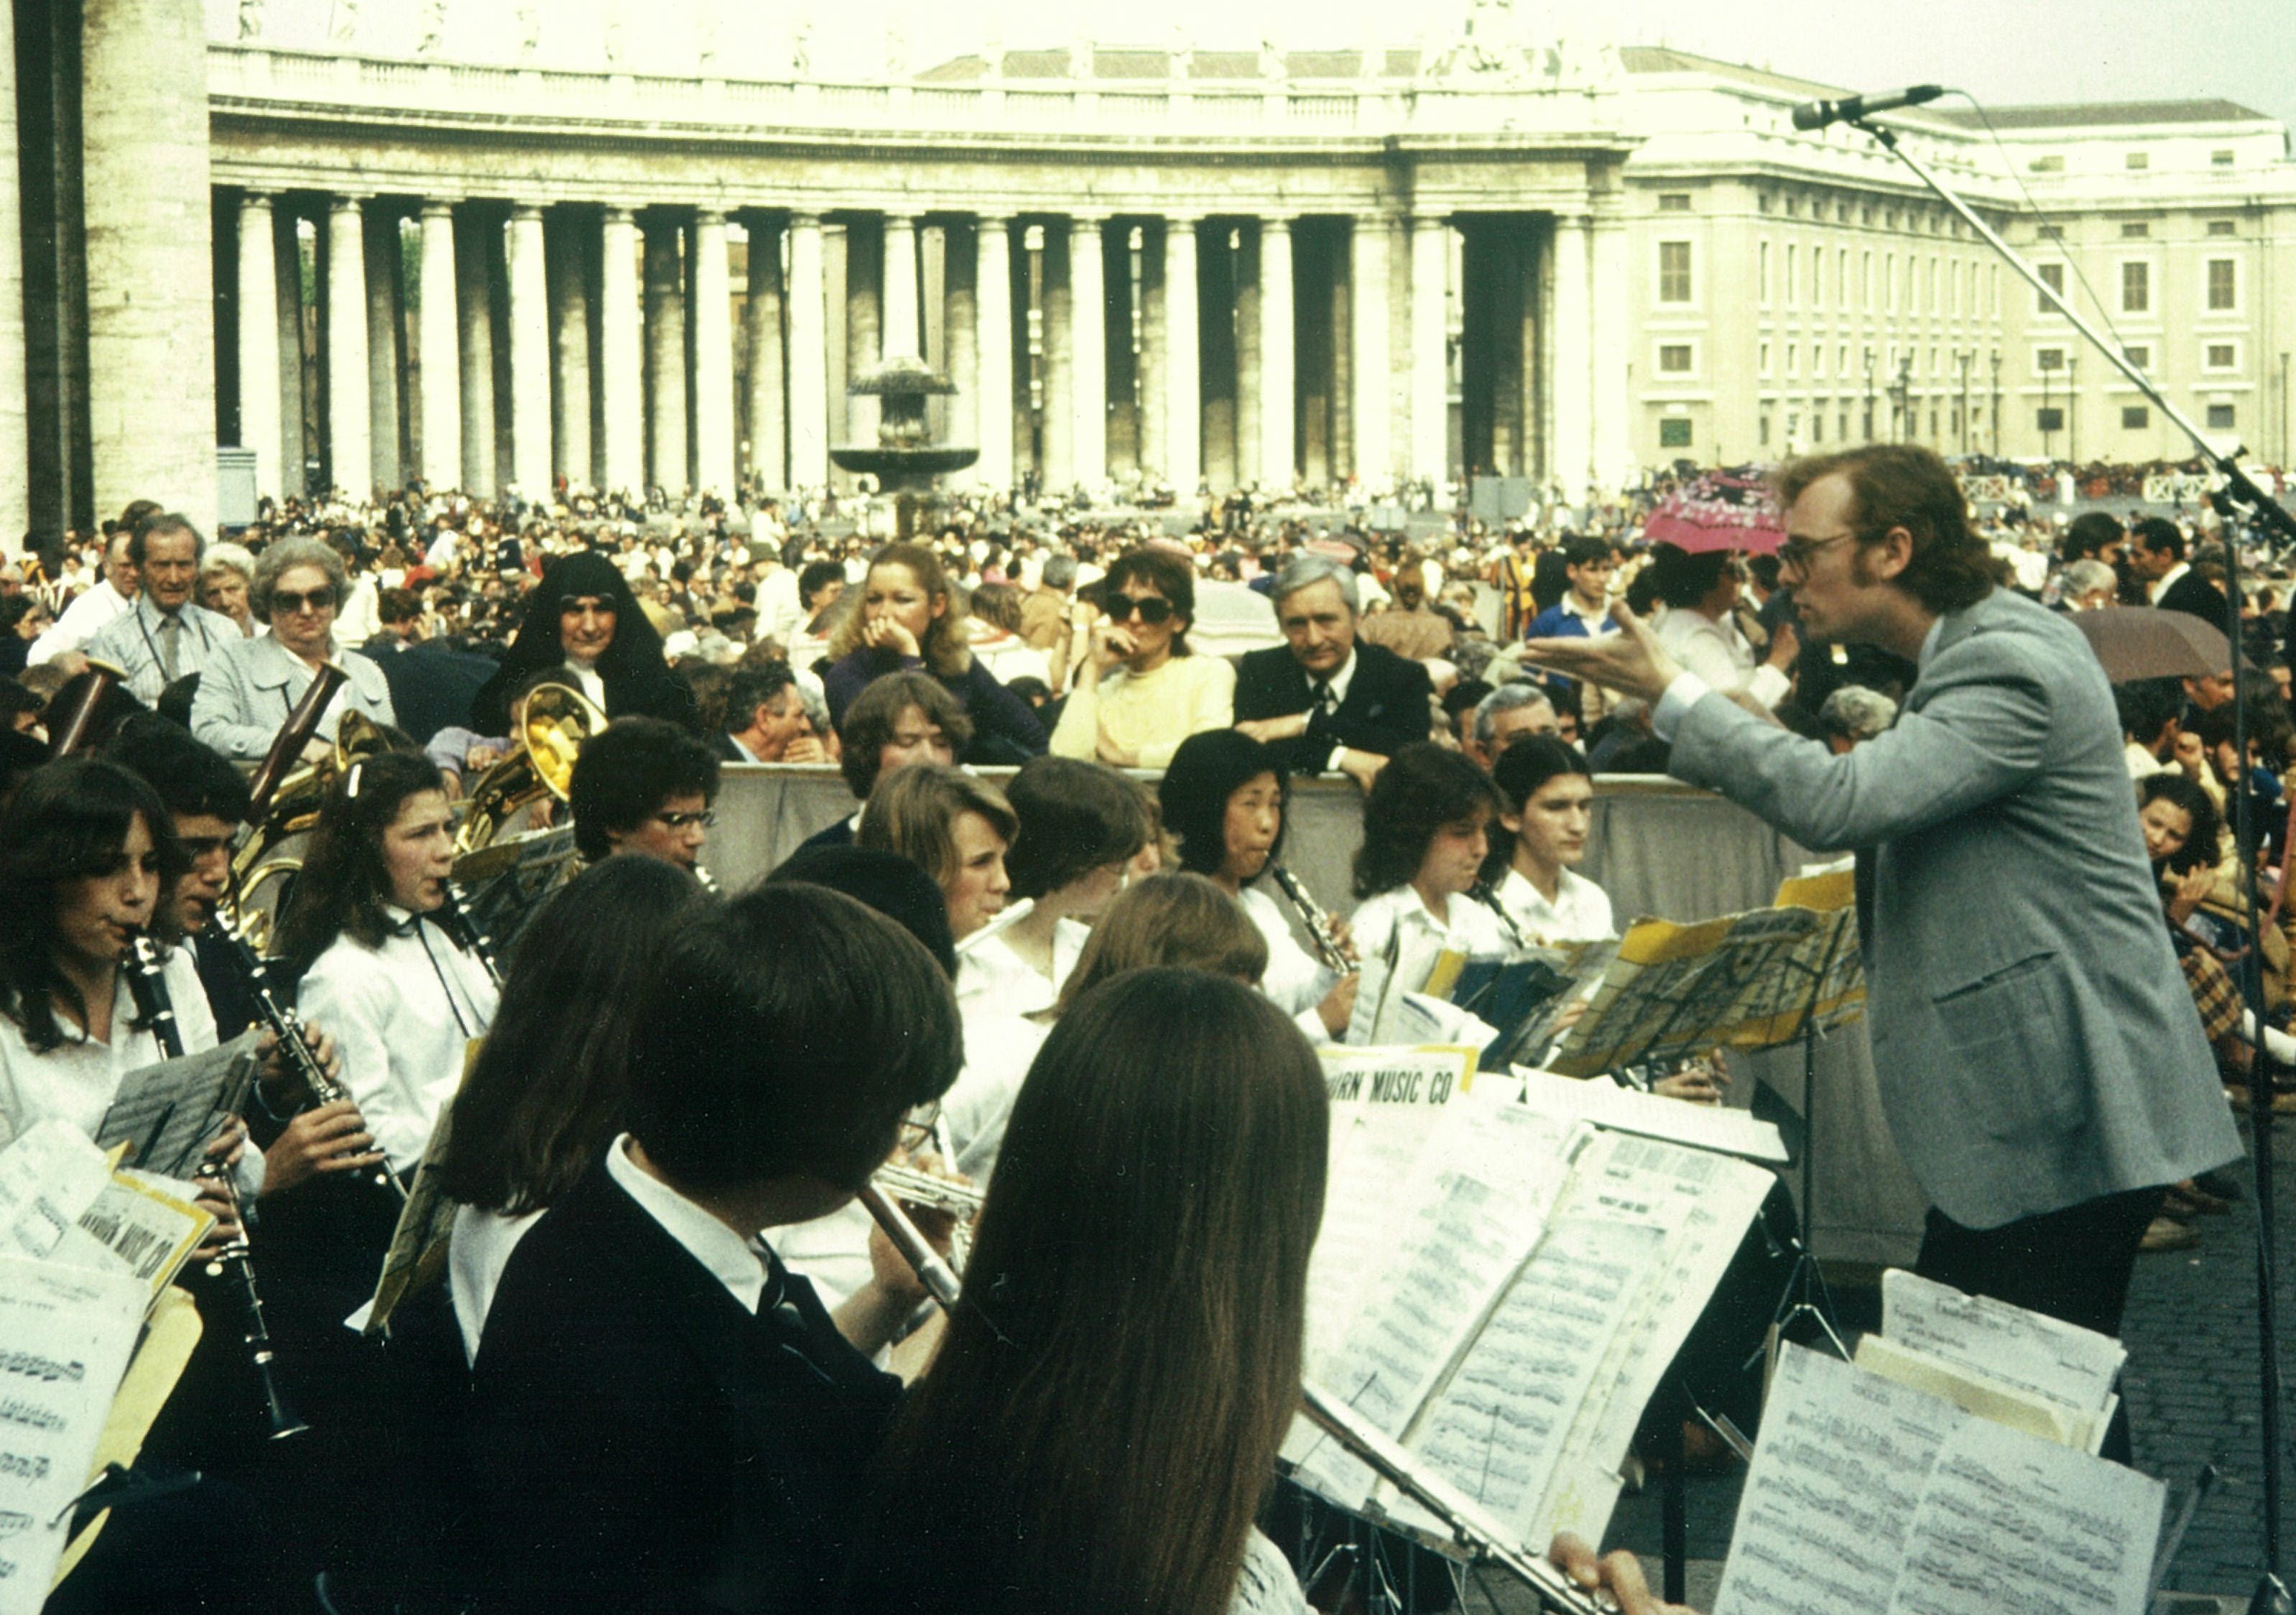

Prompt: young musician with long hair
xmin=1159 ymin=728 xmax=1356 ymax=1040
xmin=1343 ymin=742 xmax=1512 ymax=1045
xmin=275 ymin=749 xmax=498 ymax=1176
xmin=1486 ymin=736 xmax=1614 ymax=945
xmin=858 ymin=762 xmax=1018 ymax=947
xmin=435 ymin=855 xmax=711 ymax=1363
xmin=964 ymin=755 xmax=1150 ymax=1015
xmin=1050 ymin=872 xmax=1270 ymax=1014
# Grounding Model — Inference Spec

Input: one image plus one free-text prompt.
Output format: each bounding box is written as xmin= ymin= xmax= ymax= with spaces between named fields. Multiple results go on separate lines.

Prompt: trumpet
xmin=871 ymin=1161 xmax=984 ymax=1221
xmin=1269 ymin=865 xmax=1355 ymax=976
xmin=125 ymin=937 xmax=307 ymax=1441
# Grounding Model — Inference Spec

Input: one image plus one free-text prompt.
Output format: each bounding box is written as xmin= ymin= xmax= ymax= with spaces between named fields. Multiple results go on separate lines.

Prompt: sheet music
xmin=1512 ymin=1068 xmax=1790 ymax=1163
xmin=1881 ymin=1269 xmax=2125 ymax=1421
xmin=0 ymin=1124 xmax=111 ymax=1263
xmin=72 ymin=1171 xmax=210 ymax=1304
xmin=91 ymin=1032 xmax=260 ymax=1180
xmin=1396 ymin=1214 xmax=1659 ymax=1540
xmin=1302 ymin=1103 xmax=1450 ymax=1366
xmin=0 ymin=1256 xmax=147 ymax=1615
xmin=1892 ymin=1416 xmax=2162 ymax=1615
xmin=1713 ymin=1344 xmax=1958 ymax=1615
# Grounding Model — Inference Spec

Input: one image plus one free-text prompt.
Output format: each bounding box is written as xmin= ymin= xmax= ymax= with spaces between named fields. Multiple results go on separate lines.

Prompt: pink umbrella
xmin=1642 ymin=468 xmax=1786 ymax=555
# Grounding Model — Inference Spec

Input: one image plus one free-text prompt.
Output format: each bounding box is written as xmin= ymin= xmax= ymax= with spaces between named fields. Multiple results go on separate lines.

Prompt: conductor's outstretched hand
xmin=1519 ymin=603 xmax=1684 ymax=705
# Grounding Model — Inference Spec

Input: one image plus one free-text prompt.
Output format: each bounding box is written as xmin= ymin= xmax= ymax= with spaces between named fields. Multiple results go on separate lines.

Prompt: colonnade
xmin=223 ymin=192 xmax=1628 ymax=504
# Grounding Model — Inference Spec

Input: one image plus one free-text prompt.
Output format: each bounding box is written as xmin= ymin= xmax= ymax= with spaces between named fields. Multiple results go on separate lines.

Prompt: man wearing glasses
xmin=566 ymin=715 xmax=722 ymax=877
xmin=1233 ymin=553 xmax=1434 ymax=790
xmin=1524 ymin=443 xmax=2239 ymax=1460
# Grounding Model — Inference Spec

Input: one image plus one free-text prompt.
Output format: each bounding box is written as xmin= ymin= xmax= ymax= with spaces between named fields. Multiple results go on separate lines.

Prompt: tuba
xmin=454 ymin=680 xmax=604 ymax=856
xmin=228 ymin=706 xmax=400 ymax=952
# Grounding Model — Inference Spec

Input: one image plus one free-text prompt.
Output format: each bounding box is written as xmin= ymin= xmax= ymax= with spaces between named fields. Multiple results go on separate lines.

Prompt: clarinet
xmin=126 ymin=937 xmax=308 ymax=1440
xmin=210 ymin=910 xmax=409 ymax=1204
xmin=434 ymin=881 xmax=503 ymax=988
xmin=1269 ymin=865 xmax=1356 ymax=976
xmin=1470 ymin=879 xmax=1532 ymax=954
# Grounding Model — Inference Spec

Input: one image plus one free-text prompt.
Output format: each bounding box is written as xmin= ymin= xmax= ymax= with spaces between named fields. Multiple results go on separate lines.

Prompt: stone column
xmin=692 ymin=209 xmax=734 ymax=494
xmin=598 ymin=206 xmax=642 ymax=495
xmin=416 ymin=202 xmax=460 ymax=490
xmin=1137 ymin=223 xmax=1166 ymax=483
xmin=1259 ymin=215 xmax=1295 ymax=490
xmin=1350 ymin=218 xmax=1391 ymax=489
xmin=455 ymin=207 xmax=497 ymax=495
xmin=1163 ymin=217 xmax=1201 ymax=496
xmin=882 ymin=214 xmax=919 ymax=358
xmin=236 ymin=193 xmax=283 ymax=500
xmin=1590 ymin=211 xmax=1629 ymax=496
xmin=944 ymin=220 xmax=978 ymax=453
xmin=1070 ymin=215 xmax=1107 ymax=490
xmin=325 ymin=196 xmax=370 ymax=499
xmin=1236 ymin=226 xmax=1262 ymax=486
xmin=973 ymin=216 xmax=1013 ymax=491
xmin=274 ymin=207 xmax=307 ymax=499
xmin=1041 ymin=226 xmax=1073 ymax=489
xmin=1550 ymin=211 xmax=1592 ymax=500
xmin=843 ymin=216 xmax=881 ymax=449
xmin=364 ymin=203 xmax=402 ymax=493
xmin=787 ymin=213 xmax=829 ymax=488
xmin=743 ymin=215 xmax=785 ymax=493
xmin=549 ymin=213 xmax=593 ymax=490
xmin=1408 ymin=213 xmax=1448 ymax=484
xmin=504 ymin=204 xmax=550 ymax=496
xmin=643 ymin=215 xmax=688 ymax=494
xmin=83 ymin=0 xmax=216 ymax=531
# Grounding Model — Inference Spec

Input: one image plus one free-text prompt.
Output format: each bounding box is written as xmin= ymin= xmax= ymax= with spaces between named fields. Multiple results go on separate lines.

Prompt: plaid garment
xmin=2182 ymin=946 xmax=2247 ymax=1070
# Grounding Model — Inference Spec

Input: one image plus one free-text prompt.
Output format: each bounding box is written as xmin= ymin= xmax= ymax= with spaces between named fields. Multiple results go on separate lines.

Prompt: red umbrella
xmin=1642 ymin=468 xmax=1786 ymax=555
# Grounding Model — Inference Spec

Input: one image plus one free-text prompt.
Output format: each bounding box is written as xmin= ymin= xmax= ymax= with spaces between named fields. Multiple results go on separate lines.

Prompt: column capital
xmin=789 ymin=210 xmax=824 ymax=231
xmin=601 ymin=203 xmax=639 ymax=224
xmin=1259 ymin=211 xmax=1296 ymax=231
xmin=695 ymin=205 xmax=728 ymax=226
xmin=1068 ymin=209 xmax=1111 ymax=228
xmin=418 ymin=198 xmax=457 ymax=219
xmin=238 ymin=189 xmax=275 ymax=210
xmin=1409 ymin=210 xmax=1450 ymax=232
xmin=972 ymin=212 xmax=1011 ymax=231
xmin=511 ymin=201 xmax=547 ymax=222
xmin=1163 ymin=212 xmax=1204 ymax=228
xmin=329 ymin=191 xmax=373 ymax=211
xmin=1552 ymin=209 xmax=1592 ymax=231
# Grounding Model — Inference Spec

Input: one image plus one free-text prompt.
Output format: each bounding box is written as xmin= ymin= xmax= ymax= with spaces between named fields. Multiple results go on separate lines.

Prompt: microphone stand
xmin=1848 ymin=113 xmax=2295 ymax=1611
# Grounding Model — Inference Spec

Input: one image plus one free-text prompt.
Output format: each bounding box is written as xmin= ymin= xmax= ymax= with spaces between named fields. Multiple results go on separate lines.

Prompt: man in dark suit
xmin=2133 ymin=517 xmax=2229 ymax=626
xmin=1527 ymin=445 xmax=2239 ymax=1458
xmin=717 ymin=661 xmax=828 ymax=765
xmin=360 ymin=586 xmax=494 ymax=744
xmin=466 ymin=884 xmax=963 ymax=1615
xmin=1233 ymin=555 xmax=1435 ymax=789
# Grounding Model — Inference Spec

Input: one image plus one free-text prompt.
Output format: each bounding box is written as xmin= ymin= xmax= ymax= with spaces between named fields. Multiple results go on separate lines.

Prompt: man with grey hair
xmin=1462 ymin=682 xmax=1560 ymax=770
xmin=85 ymin=514 xmax=236 ymax=707
xmin=1817 ymin=685 xmax=1898 ymax=754
xmin=1233 ymin=553 xmax=1434 ymax=787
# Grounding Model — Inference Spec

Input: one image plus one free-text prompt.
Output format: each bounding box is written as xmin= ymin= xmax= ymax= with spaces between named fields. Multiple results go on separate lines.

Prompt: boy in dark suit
xmin=465 ymin=883 xmax=963 ymax=1614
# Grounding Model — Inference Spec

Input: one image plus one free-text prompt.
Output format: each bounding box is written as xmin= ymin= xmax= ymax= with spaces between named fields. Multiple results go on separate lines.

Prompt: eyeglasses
xmin=653 ymin=809 xmax=716 ymax=831
xmin=1775 ymin=533 xmax=1857 ymax=575
xmin=1111 ymin=595 xmax=1177 ymax=626
xmin=271 ymin=587 xmax=334 ymax=614
xmin=897 ymin=1100 xmax=943 ymax=1154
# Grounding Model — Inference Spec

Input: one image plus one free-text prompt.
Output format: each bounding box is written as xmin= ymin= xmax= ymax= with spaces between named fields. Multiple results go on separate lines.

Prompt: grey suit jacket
xmin=190 ymin=632 xmax=397 ymax=760
xmin=1668 ymin=586 xmax=2240 ymax=1229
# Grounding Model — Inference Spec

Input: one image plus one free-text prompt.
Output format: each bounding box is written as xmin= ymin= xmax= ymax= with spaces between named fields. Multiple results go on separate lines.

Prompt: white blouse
xmin=297 ymin=913 xmax=498 ymax=1172
xmin=1492 ymin=866 xmax=1616 ymax=945
xmin=1343 ymin=886 xmax=1509 ymax=1047
xmin=0 ymin=948 xmax=216 ymax=1149
xmin=1238 ymin=884 xmax=1338 ymax=1045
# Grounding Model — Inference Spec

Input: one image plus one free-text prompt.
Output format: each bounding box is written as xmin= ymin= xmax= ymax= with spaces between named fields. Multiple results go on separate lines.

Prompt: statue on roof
xmin=415 ymin=0 xmax=443 ymax=55
xmin=790 ymin=20 xmax=812 ymax=77
xmin=1259 ymin=35 xmax=1285 ymax=80
xmin=236 ymin=0 xmax=264 ymax=42
xmin=884 ymin=22 xmax=909 ymax=80
xmin=328 ymin=0 xmax=357 ymax=47
xmin=516 ymin=1 xmax=540 ymax=61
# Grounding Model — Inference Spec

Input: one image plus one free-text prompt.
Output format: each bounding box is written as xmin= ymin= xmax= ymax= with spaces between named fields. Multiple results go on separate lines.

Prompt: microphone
xmin=1791 ymin=84 xmax=1947 ymax=131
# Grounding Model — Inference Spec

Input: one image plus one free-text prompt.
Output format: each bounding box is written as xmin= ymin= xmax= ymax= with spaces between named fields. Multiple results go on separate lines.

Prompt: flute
xmin=126 ymin=937 xmax=307 ymax=1440
xmin=858 ymin=1183 xmax=964 ymax=1310
xmin=1269 ymin=865 xmax=1356 ymax=976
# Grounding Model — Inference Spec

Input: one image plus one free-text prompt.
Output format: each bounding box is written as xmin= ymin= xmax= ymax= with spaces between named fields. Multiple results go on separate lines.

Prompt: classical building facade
xmin=4 ymin=4 xmax=2295 ymax=547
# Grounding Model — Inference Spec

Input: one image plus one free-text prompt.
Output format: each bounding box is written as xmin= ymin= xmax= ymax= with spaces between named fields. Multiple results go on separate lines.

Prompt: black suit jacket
xmin=2157 ymin=568 xmax=2229 ymax=629
xmin=360 ymin=636 xmax=495 ymax=745
xmin=712 ymin=730 xmax=751 ymax=763
xmin=1231 ymin=640 xmax=1435 ymax=774
xmin=466 ymin=1160 xmax=902 ymax=1615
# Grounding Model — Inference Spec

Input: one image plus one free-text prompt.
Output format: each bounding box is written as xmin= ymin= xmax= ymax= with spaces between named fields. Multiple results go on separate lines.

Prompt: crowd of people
xmin=0 ymin=438 xmax=2280 ymax=1613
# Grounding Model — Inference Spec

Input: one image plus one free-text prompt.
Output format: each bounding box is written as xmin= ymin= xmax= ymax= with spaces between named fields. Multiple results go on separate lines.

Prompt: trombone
xmin=454 ymin=680 xmax=603 ymax=856
xmin=228 ymin=708 xmax=400 ymax=953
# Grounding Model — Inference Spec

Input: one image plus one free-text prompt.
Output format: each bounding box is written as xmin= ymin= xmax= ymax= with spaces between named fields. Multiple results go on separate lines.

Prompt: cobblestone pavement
xmin=1465 ymin=1106 xmax=2292 ymax=1611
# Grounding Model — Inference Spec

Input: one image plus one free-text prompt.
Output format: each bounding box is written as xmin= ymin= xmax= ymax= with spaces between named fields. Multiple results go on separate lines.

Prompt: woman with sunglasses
xmin=469 ymin=550 xmax=700 ymax=736
xmin=1050 ymin=547 xmax=1234 ymax=769
xmin=190 ymin=536 xmax=397 ymax=762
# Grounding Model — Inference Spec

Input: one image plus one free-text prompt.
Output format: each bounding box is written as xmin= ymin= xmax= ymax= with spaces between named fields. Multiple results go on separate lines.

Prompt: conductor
xmin=1524 ymin=445 xmax=2240 ymax=1420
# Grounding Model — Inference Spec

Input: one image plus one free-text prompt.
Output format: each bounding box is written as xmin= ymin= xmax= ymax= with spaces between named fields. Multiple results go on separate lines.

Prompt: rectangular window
xmin=2036 ymin=347 xmax=2065 ymax=372
xmin=2121 ymin=261 xmax=2149 ymax=314
xmin=1759 ymin=241 xmax=1771 ymax=304
xmin=1812 ymin=415 xmax=1825 ymax=443
xmin=2207 ymin=343 xmax=2236 ymax=369
xmin=1885 ymin=253 xmax=1895 ymax=311
xmin=2208 ymin=259 xmax=2236 ymax=310
xmin=1759 ymin=414 xmax=1772 ymax=446
xmin=1861 ymin=251 xmax=1872 ymax=307
xmin=2208 ymin=219 xmax=2238 ymax=236
xmin=2037 ymin=407 xmax=2065 ymax=432
xmin=1658 ymin=417 xmax=1693 ymax=448
xmin=1759 ymin=342 xmax=1771 ymax=376
xmin=1658 ymin=343 xmax=1693 ymax=374
xmin=2122 ymin=406 xmax=2149 ymax=430
xmin=1786 ymin=343 xmax=1798 ymax=376
xmin=2213 ymin=149 xmax=2236 ymax=167
xmin=2037 ymin=262 xmax=2064 ymax=313
xmin=2029 ymin=155 xmax=2064 ymax=173
xmin=2208 ymin=403 xmax=2237 ymax=430
xmin=1786 ymin=244 xmax=1797 ymax=305
xmin=2126 ymin=152 xmax=2149 ymax=170
xmin=1657 ymin=193 xmax=1692 ymax=213
xmin=1657 ymin=241 xmax=1693 ymax=304
xmin=2123 ymin=345 xmax=2150 ymax=370
xmin=2120 ymin=221 xmax=2149 ymax=239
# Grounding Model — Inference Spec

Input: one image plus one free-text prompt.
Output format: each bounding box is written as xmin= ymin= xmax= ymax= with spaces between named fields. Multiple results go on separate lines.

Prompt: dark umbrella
xmin=2070 ymin=606 xmax=2240 ymax=682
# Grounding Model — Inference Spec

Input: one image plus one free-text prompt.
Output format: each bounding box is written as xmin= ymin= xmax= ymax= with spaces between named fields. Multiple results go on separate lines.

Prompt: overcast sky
xmin=236 ymin=0 xmax=2296 ymax=134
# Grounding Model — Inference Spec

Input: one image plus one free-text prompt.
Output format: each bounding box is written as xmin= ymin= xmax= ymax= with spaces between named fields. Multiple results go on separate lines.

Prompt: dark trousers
xmin=1913 ymin=1184 xmax=2166 ymax=1463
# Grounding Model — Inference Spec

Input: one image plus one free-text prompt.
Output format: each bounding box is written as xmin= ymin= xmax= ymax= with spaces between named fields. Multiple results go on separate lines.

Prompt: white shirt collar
xmin=726 ymin=730 xmax=764 ymax=764
xmin=1315 ymin=647 xmax=1358 ymax=705
xmin=2149 ymin=561 xmax=2190 ymax=603
xmin=604 ymin=1134 xmax=771 ymax=1313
